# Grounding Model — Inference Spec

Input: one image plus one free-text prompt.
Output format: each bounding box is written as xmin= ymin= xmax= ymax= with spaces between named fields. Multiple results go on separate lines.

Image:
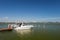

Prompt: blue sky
xmin=0 ymin=0 xmax=60 ymax=22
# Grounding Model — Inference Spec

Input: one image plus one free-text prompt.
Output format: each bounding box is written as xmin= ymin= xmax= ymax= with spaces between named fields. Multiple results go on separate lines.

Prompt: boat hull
xmin=13 ymin=25 xmax=34 ymax=31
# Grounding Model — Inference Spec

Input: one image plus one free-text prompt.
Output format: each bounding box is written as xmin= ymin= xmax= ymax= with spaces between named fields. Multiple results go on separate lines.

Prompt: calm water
xmin=0 ymin=23 xmax=60 ymax=40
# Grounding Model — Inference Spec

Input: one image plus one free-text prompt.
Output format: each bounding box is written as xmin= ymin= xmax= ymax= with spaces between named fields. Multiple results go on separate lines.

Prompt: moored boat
xmin=11 ymin=23 xmax=34 ymax=31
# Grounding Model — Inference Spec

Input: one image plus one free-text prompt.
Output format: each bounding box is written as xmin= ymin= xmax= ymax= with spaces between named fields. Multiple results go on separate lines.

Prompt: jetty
xmin=0 ymin=24 xmax=13 ymax=31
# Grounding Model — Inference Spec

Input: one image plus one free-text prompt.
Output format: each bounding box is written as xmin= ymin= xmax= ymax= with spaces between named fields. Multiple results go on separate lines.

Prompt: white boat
xmin=11 ymin=23 xmax=34 ymax=30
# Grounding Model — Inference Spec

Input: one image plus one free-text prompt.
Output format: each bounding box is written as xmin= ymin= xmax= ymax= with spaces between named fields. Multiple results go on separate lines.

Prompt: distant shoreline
xmin=0 ymin=22 xmax=60 ymax=24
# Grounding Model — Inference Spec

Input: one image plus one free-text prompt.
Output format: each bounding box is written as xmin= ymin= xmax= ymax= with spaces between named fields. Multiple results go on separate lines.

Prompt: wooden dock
xmin=0 ymin=24 xmax=13 ymax=31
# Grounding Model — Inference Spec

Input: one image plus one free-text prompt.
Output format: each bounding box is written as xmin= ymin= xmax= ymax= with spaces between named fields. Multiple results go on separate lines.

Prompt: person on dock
xmin=8 ymin=24 xmax=12 ymax=29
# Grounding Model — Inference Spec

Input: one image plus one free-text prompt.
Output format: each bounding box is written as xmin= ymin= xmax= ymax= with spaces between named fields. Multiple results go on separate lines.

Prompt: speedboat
xmin=11 ymin=23 xmax=34 ymax=31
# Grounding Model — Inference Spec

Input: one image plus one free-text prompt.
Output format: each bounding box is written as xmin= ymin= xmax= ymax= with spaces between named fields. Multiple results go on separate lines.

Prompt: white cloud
xmin=0 ymin=17 xmax=9 ymax=22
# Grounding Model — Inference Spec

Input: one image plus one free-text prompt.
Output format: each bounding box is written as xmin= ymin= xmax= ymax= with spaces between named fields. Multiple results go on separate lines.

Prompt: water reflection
xmin=14 ymin=29 xmax=33 ymax=36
